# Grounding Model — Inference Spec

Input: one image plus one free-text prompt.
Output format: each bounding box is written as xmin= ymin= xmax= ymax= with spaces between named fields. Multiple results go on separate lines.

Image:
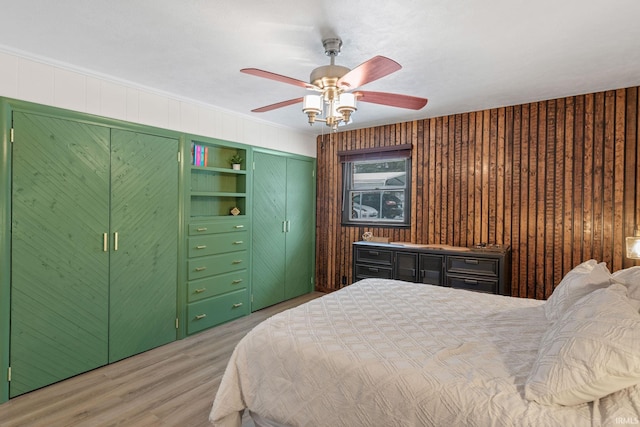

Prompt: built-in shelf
xmin=189 ymin=141 xmax=247 ymax=219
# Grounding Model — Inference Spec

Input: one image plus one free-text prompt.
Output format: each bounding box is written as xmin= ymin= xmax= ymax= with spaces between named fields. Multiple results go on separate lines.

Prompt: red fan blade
xmin=251 ymin=97 xmax=304 ymax=113
xmin=241 ymin=68 xmax=316 ymax=89
xmin=355 ymin=91 xmax=428 ymax=110
xmin=338 ymin=56 xmax=402 ymax=89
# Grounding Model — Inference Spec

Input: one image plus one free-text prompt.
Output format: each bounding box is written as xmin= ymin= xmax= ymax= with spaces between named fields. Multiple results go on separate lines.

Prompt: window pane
xmin=352 ymin=160 xmax=406 ymax=190
xmin=343 ymin=158 xmax=410 ymax=226
xmin=350 ymin=191 xmax=380 ymax=220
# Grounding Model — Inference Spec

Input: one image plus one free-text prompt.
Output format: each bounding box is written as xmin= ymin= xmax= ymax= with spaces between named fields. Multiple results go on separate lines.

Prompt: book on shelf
xmin=191 ymin=143 xmax=208 ymax=167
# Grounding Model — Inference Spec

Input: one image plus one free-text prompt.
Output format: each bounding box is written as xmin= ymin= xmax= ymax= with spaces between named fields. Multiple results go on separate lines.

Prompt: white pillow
xmin=611 ymin=266 xmax=640 ymax=301
xmin=544 ymin=260 xmax=611 ymax=322
xmin=525 ymin=284 xmax=640 ymax=406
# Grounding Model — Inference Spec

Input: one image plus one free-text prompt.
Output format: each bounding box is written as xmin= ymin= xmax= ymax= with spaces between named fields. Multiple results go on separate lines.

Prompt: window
xmin=342 ymin=157 xmax=411 ymax=226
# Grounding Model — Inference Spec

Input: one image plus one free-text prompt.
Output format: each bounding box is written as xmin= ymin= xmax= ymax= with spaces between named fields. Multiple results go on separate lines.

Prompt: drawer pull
xmin=464 ymin=259 xmax=480 ymax=265
xmin=233 ymin=225 xmax=245 ymax=229
xmin=195 ymin=314 xmax=207 ymax=320
xmin=233 ymin=241 xmax=244 ymax=245
xmin=195 ymin=266 xmax=207 ymax=272
xmin=194 ymin=288 xmax=206 ymax=293
xmin=232 ymin=260 xmax=243 ymax=264
xmin=368 ymin=267 xmax=379 ymax=272
xmin=368 ymin=251 xmax=380 ymax=256
xmin=232 ymin=303 xmax=243 ymax=308
xmin=464 ymin=279 xmax=479 ymax=285
xmin=232 ymin=279 xmax=243 ymax=284
xmin=196 ymin=227 xmax=208 ymax=232
xmin=195 ymin=245 xmax=207 ymax=249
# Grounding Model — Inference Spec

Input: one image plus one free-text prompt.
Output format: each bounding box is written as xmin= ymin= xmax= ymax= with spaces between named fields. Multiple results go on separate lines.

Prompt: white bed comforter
xmin=210 ymin=279 xmax=640 ymax=427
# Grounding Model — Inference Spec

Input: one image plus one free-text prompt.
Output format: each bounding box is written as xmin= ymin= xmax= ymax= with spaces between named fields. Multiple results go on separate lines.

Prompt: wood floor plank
xmin=0 ymin=292 xmax=323 ymax=427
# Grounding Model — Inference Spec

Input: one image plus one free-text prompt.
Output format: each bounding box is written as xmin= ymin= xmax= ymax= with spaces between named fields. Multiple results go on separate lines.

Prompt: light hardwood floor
xmin=0 ymin=292 xmax=323 ymax=427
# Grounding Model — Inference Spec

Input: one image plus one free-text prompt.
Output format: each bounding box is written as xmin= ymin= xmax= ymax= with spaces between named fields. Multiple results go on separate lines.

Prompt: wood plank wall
xmin=315 ymin=86 xmax=640 ymax=299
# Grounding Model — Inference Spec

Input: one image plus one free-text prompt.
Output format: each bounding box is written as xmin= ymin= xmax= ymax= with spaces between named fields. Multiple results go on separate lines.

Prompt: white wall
xmin=0 ymin=49 xmax=317 ymax=158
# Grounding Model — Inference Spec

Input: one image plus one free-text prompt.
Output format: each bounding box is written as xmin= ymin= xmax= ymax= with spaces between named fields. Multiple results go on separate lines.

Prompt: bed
xmin=210 ymin=261 xmax=640 ymax=426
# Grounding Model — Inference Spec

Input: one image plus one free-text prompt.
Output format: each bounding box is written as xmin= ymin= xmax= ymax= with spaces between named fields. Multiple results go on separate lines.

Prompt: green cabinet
xmin=9 ymin=111 xmax=178 ymax=397
xmin=185 ymin=140 xmax=250 ymax=334
xmin=108 ymin=129 xmax=179 ymax=362
xmin=252 ymin=151 xmax=315 ymax=311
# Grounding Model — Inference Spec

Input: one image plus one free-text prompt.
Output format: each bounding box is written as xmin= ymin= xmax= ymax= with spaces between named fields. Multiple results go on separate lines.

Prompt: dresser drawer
xmin=188 ymin=251 xmax=248 ymax=280
xmin=446 ymin=256 xmax=499 ymax=278
xmin=188 ymin=232 xmax=248 ymax=258
xmin=187 ymin=289 xmax=249 ymax=334
xmin=446 ymin=274 xmax=498 ymax=294
xmin=187 ymin=270 xmax=248 ymax=302
xmin=355 ymin=247 xmax=393 ymax=266
xmin=355 ymin=264 xmax=393 ymax=279
xmin=188 ymin=218 xmax=250 ymax=236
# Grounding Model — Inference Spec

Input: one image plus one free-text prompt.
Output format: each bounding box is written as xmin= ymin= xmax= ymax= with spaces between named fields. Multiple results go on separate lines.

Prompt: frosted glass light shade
xmin=337 ymin=93 xmax=357 ymax=110
xmin=626 ymin=236 xmax=640 ymax=259
xmin=302 ymin=95 xmax=322 ymax=114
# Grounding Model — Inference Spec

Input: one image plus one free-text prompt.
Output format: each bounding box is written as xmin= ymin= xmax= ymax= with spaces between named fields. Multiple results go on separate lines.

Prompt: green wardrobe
xmin=9 ymin=110 xmax=179 ymax=397
xmin=252 ymin=150 xmax=316 ymax=311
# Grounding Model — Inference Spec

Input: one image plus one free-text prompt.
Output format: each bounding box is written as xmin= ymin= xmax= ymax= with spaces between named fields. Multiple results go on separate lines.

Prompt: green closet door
xmin=252 ymin=152 xmax=287 ymax=311
xmin=108 ymin=130 xmax=178 ymax=362
xmin=284 ymin=158 xmax=315 ymax=300
xmin=10 ymin=112 xmax=110 ymax=397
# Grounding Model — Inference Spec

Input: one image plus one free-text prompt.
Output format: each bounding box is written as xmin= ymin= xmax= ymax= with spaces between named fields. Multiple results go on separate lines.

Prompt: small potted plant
xmin=229 ymin=152 xmax=243 ymax=170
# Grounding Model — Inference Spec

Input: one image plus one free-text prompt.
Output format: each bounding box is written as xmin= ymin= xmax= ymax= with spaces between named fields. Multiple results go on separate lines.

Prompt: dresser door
xmin=10 ymin=112 xmax=110 ymax=397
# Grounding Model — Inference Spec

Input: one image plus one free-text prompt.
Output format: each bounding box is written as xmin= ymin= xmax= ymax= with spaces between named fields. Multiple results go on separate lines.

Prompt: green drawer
xmin=189 ymin=219 xmax=250 ymax=236
xmin=188 ymin=251 xmax=248 ymax=280
xmin=188 ymin=232 xmax=248 ymax=258
xmin=187 ymin=289 xmax=249 ymax=334
xmin=187 ymin=270 xmax=248 ymax=302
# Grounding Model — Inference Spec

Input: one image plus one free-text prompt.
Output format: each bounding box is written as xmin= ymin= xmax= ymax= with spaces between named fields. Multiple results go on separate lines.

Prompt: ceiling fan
xmin=241 ymin=38 xmax=428 ymax=130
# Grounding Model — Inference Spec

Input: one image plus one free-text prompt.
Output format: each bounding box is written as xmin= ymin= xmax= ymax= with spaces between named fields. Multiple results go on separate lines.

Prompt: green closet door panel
xmin=10 ymin=112 xmax=110 ymax=397
xmin=109 ymin=129 xmax=178 ymax=363
xmin=284 ymin=158 xmax=315 ymax=300
xmin=252 ymin=152 xmax=286 ymax=311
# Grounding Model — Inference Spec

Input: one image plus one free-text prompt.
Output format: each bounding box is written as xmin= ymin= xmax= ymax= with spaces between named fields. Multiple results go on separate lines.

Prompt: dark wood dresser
xmin=352 ymin=242 xmax=511 ymax=295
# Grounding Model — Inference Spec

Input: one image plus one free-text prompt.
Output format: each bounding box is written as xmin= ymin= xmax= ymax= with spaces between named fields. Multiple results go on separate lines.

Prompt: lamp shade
xmin=337 ymin=93 xmax=357 ymax=111
xmin=302 ymin=95 xmax=322 ymax=114
xmin=626 ymin=236 xmax=640 ymax=259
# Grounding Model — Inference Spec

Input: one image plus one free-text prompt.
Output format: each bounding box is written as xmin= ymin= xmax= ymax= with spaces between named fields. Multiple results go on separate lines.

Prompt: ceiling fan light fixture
xmin=336 ymin=92 xmax=357 ymax=122
xmin=243 ymin=36 xmax=428 ymax=132
xmin=302 ymin=94 xmax=322 ymax=124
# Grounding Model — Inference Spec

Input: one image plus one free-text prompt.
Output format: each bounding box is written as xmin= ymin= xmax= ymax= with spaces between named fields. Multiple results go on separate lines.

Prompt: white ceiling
xmin=1 ymin=0 xmax=639 ymax=135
